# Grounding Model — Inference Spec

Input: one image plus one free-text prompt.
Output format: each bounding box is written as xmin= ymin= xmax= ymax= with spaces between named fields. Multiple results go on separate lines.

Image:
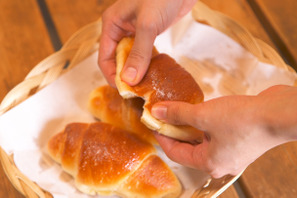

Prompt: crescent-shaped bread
xmin=48 ymin=122 xmax=182 ymax=197
xmin=115 ymin=37 xmax=204 ymax=141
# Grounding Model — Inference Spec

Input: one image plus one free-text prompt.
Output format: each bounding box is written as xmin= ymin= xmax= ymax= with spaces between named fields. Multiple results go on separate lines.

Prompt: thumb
xmin=120 ymin=23 xmax=157 ymax=86
xmin=151 ymin=101 xmax=199 ymax=127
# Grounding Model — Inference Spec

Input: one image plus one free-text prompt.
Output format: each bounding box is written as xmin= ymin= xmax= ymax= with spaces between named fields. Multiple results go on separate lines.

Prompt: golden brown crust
xmin=88 ymin=85 xmax=157 ymax=144
xmin=47 ymin=122 xmax=182 ymax=197
xmin=48 ymin=130 xmax=67 ymax=164
xmin=115 ymin=37 xmax=204 ymax=141
xmin=119 ymin=155 xmax=182 ymax=198
xmin=76 ymin=122 xmax=154 ymax=188
xmin=133 ymin=53 xmax=204 ymax=109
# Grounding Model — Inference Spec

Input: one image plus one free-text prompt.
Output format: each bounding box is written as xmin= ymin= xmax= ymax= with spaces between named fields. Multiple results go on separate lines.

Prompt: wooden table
xmin=0 ymin=0 xmax=296 ymax=197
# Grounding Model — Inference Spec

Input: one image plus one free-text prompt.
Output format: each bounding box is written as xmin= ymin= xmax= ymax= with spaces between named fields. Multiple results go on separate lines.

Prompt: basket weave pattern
xmin=0 ymin=2 xmax=296 ymax=198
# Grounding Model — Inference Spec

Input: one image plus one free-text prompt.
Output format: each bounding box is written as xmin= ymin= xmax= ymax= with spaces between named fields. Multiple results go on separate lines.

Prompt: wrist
xmin=256 ymin=86 xmax=297 ymax=143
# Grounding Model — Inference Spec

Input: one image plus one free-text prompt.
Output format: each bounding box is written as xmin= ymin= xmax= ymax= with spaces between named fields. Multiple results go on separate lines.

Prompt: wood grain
xmin=219 ymin=185 xmax=239 ymax=198
xmin=46 ymin=0 xmax=115 ymax=44
xmin=0 ymin=0 xmax=54 ymax=101
xmin=240 ymin=142 xmax=297 ymax=197
xmin=0 ymin=0 xmax=54 ymax=197
xmin=201 ymin=0 xmax=274 ymax=47
xmin=249 ymin=0 xmax=297 ymax=69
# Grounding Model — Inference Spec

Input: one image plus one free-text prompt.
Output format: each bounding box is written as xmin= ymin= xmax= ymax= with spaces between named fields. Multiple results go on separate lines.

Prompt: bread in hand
xmin=88 ymin=85 xmax=156 ymax=145
xmin=116 ymin=37 xmax=204 ymax=142
xmin=47 ymin=122 xmax=182 ymax=197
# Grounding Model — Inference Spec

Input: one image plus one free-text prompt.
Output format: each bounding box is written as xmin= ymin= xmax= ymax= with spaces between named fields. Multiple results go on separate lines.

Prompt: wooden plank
xmin=219 ymin=184 xmax=239 ymax=198
xmin=201 ymin=0 xmax=274 ymax=47
xmin=240 ymin=142 xmax=297 ymax=197
xmin=202 ymin=0 xmax=297 ymax=197
xmin=0 ymin=0 xmax=54 ymax=101
xmin=46 ymin=0 xmax=115 ymax=44
xmin=248 ymin=0 xmax=297 ymax=69
xmin=0 ymin=0 xmax=54 ymax=197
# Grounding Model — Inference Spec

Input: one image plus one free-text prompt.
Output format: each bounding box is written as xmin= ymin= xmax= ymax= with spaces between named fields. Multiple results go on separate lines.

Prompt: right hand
xmin=98 ymin=0 xmax=197 ymax=87
xmin=151 ymin=85 xmax=297 ymax=178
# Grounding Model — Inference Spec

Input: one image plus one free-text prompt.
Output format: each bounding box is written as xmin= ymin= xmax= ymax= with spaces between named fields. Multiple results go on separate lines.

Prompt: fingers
xmin=151 ymin=101 xmax=199 ymax=126
xmin=99 ymin=12 xmax=157 ymax=87
xmin=98 ymin=1 xmax=135 ymax=87
xmin=98 ymin=33 xmax=117 ymax=87
xmin=99 ymin=11 xmax=124 ymax=87
xmin=120 ymin=19 xmax=157 ymax=86
xmin=155 ymin=132 xmax=244 ymax=178
xmin=154 ymin=132 xmax=207 ymax=170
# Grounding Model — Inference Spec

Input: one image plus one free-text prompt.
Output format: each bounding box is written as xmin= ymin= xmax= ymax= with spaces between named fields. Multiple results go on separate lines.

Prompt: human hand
xmin=99 ymin=0 xmax=197 ymax=87
xmin=151 ymin=85 xmax=297 ymax=178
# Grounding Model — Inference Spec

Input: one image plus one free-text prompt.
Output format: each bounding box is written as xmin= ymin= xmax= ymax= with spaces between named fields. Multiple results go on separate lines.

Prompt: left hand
xmin=98 ymin=0 xmax=197 ymax=87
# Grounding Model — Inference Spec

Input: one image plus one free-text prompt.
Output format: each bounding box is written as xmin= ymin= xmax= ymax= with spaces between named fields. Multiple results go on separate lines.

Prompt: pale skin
xmin=99 ymin=0 xmax=297 ymax=178
xmin=99 ymin=0 xmax=197 ymax=87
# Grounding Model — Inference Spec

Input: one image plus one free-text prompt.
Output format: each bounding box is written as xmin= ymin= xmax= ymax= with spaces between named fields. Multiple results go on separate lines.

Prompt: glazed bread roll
xmin=88 ymin=85 xmax=156 ymax=145
xmin=116 ymin=37 xmax=204 ymax=141
xmin=48 ymin=122 xmax=182 ymax=198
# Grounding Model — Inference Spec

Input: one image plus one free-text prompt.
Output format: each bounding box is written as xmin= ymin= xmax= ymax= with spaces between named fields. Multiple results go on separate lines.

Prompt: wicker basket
xmin=0 ymin=2 xmax=296 ymax=198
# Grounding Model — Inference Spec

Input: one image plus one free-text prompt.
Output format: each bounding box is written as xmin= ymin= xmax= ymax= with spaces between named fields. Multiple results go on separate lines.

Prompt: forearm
xmin=257 ymin=85 xmax=297 ymax=143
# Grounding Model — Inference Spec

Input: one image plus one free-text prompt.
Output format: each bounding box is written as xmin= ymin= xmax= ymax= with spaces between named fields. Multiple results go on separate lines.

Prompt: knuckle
xmin=137 ymin=18 xmax=156 ymax=30
xmin=205 ymin=160 xmax=241 ymax=178
xmin=192 ymin=105 xmax=204 ymax=125
xmin=128 ymin=48 xmax=149 ymax=63
xmin=101 ymin=11 xmax=108 ymax=21
xmin=210 ymin=171 xmax=225 ymax=179
xmin=102 ymin=7 xmax=113 ymax=21
xmin=137 ymin=17 xmax=158 ymax=35
xmin=162 ymin=142 xmax=180 ymax=162
xmin=192 ymin=111 xmax=201 ymax=127
xmin=203 ymin=159 xmax=225 ymax=178
xmin=203 ymin=158 xmax=215 ymax=172
xmin=167 ymin=104 xmax=181 ymax=123
xmin=166 ymin=152 xmax=177 ymax=163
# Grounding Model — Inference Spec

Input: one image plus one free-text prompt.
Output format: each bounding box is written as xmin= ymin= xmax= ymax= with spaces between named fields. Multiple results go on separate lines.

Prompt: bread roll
xmin=88 ymin=85 xmax=157 ymax=144
xmin=116 ymin=37 xmax=204 ymax=141
xmin=48 ymin=122 xmax=182 ymax=197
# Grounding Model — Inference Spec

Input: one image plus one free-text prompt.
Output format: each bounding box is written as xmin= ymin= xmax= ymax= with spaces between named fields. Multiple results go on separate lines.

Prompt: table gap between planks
xmin=0 ymin=0 xmax=54 ymax=197
xmin=248 ymin=0 xmax=297 ymax=70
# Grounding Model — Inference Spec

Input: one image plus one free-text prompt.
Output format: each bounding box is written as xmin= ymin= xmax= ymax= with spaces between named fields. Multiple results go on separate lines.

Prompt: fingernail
xmin=121 ymin=67 xmax=137 ymax=83
xmin=151 ymin=105 xmax=167 ymax=120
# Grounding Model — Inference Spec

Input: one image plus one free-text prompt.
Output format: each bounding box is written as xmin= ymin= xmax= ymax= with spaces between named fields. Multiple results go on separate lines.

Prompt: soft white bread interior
xmin=115 ymin=37 xmax=204 ymax=142
xmin=88 ymin=85 xmax=157 ymax=145
xmin=48 ymin=122 xmax=182 ymax=197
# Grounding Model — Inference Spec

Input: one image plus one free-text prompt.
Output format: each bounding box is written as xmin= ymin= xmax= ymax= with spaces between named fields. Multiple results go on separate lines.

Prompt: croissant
xmin=47 ymin=122 xmax=182 ymax=197
xmin=88 ymin=85 xmax=157 ymax=145
xmin=116 ymin=37 xmax=204 ymax=142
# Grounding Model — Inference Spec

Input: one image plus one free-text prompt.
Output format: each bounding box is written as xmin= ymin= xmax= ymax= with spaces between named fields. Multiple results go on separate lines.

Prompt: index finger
xmin=98 ymin=35 xmax=116 ymax=87
xmin=98 ymin=33 xmax=118 ymax=87
xmin=98 ymin=14 xmax=131 ymax=87
xmin=154 ymin=132 xmax=209 ymax=171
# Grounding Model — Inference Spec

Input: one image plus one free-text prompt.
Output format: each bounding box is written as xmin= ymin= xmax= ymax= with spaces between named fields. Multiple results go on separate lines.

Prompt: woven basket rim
xmin=0 ymin=1 xmax=296 ymax=198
